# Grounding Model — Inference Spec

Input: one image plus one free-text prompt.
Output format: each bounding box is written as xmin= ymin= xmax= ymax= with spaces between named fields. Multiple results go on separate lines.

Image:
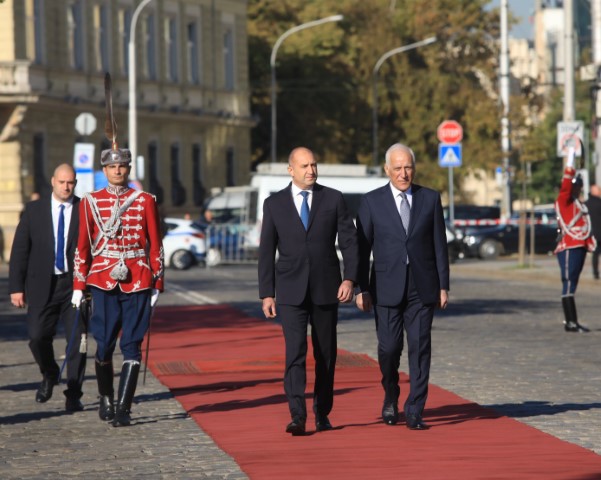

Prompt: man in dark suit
xmin=585 ymin=184 xmax=601 ymax=279
xmin=258 ymin=147 xmax=359 ymax=436
xmin=9 ymin=164 xmax=86 ymax=411
xmin=355 ymin=143 xmax=449 ymax=430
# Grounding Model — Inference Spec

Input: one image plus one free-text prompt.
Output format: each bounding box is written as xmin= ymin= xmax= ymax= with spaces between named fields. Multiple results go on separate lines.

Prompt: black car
xmin=461 ymin=211 xmax=558 ymax=259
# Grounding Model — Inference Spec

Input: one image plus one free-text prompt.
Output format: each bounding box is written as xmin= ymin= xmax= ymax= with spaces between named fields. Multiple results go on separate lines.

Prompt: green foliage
xmin=248 ymin=0 xmax=504 ymax=192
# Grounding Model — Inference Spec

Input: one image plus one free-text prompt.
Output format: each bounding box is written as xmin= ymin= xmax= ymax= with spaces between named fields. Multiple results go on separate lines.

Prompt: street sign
xmin=557 ymin=121 xmax=584 ymax=157
xmin=439 ymin=143 xmax=462 ymax=167
xmin=73 ymin=143 xmax=95 ymax=197
xmin=437 ymin=120 xmax=463 ymax=144
xmin=75 ymin=112 xmax=97 ymax=136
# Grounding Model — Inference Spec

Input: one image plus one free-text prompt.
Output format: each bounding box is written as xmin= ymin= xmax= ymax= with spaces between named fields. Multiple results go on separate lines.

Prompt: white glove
xmin=71 ymin=290 xmax=84 ymax=309
xmin=566 ymin=147 xmax=575 ymax=168
xmin=150 ymin=288 xmax=160 ymax=307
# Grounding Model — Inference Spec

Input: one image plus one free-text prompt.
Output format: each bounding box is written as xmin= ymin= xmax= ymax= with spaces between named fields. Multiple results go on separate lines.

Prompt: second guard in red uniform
xmin=72 ymin=74 xmax=164 ymax=426
xmin=554 ymin=147 xmax=596 ymax=333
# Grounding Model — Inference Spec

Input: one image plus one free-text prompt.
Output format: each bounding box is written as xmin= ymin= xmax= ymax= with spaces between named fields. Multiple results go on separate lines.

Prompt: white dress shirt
xmin=291 ymin=183 xmax=313 ymax=216
xmin=389 ymin=183 xmax=412 ymax=214
xmin=51 ymin=196 xmax=74 ymax=274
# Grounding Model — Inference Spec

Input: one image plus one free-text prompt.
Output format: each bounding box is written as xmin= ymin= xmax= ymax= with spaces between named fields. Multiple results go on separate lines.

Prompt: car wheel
xmin=206 ymin=248 xmax=222 ymax=267
xmin=170 ymin=249 xmax=195 ymax=270
xmin=478 ymin=239 xmax=502 ymax=260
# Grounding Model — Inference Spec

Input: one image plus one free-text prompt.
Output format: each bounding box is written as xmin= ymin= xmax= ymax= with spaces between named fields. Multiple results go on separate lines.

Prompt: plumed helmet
xmin=100 ymin=148 xmax=131 ymax=166
xmin=100 ymin=72 xmax=131 ymax=166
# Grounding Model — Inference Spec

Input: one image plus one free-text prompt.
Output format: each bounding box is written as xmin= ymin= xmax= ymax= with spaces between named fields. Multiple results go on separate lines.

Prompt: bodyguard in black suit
xmin=9 ymin=164 xmax=86 ymax=411
xmin=356 ymin=143 xmax=449 ymax=430
xmin=258 ymin=147 xmax=359 ymax=435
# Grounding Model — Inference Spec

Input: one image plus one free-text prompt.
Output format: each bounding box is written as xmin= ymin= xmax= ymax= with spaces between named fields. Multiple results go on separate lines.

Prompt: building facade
xmin=0 ymin=0 xmax=254 ymax=260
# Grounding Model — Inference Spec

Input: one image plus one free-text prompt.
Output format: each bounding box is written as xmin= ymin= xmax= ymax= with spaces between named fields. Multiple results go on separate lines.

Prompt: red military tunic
xmin=554 ymin=166 xmax=596 ymax=254
xmin=74 ymin=185 xmax=164 ymax=292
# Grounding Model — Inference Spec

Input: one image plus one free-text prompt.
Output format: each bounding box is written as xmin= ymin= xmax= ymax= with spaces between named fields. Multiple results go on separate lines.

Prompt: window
xmin=144 ymin=14 xmax=157 ymax=80
xmin=223 ymin=24 xmax=235 ymax=90
xmin=170 ymin=143 xmax=186 ymax=206
xmin=165 ymin=16 xmax=178 ymax=81
xmin=119 ymin=8 xmax=132 ymax=75
xmin=93 ymin=4 xmax=110 ymax=72
xmin=148 ymin=142 xmax=164 ymax=205
xmin=226 ymin=147 xmax=235 ymax=187
xmin=186 ymin=21 xmax=200 ymax=84
xmin=67 ymin=1 xmax=85 ymax=70
xmin=33 ymin=133 xmax=49 ymax=196
xmin=26 ymin=0 xmax=45 ymax=64
xmin=192 ymin=144 xmax=205 ymax=206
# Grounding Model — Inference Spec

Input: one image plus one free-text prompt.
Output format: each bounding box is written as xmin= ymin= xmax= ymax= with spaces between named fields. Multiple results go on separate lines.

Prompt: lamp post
xmin=372 ymin=36 xmax=437 ymax=166
xmin=270 ymin=14 xmax=344 ymax=163
xmin=128 ymin=0 xmax=154 ymax=180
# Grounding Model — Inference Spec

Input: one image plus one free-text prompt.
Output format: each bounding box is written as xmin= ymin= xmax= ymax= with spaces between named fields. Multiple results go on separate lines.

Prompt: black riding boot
xmin=566 ymin=296 xmax=590 ymax=333
xmin=95 ymin=361 xmax=115 ymax=421
xmin=112 ymin=361 xmax=140 ymax=427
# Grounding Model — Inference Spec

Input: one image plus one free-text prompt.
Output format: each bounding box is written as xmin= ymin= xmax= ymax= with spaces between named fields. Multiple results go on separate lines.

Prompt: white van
xmin=202 ymin=163 xmax=388 ymax=265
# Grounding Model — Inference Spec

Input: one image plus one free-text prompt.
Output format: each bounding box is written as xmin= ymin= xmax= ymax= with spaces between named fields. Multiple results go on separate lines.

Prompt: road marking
xmin=166 ymin=282 xmax=219 ymax=305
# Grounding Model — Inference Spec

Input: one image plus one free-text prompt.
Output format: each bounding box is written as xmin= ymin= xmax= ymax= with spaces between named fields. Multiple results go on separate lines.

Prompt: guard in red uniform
xmin=554 ymin=148 xmax=596 ymax=333
xmin=72 ymin=74 xmax=164 ymax=426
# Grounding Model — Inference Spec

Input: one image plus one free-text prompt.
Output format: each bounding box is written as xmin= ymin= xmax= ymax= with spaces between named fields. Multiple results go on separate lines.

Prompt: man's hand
xmin=356 ymin=292 xmax=373 ymax=312
xmin=71 ymin=290 xmax=84 ymax=308
xmin=337 ymin=280 xmax=354 ymax=303
xmin=150 ymin=288 xmax=160 ymax=307
xmin=262 ymin=297 xmax=277 ymax=318
xmin=10 ymin=292 xmax=26 ymax=308
xmin=439 ymin=290 xmax=448 ymax=310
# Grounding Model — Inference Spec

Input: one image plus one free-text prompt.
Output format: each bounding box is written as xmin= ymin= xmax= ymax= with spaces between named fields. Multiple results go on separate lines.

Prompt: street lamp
xmin=372 ymin=36 xmax=437 ymax=166
xmin=270 ymin=14 xmax=344 ymax=163
xmin=128 ymin=0 xmax=154 ymax=180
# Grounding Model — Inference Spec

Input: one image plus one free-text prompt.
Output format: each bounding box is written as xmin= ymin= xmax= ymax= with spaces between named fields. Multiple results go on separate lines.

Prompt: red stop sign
xmin=437 ymin=120 xmax=463 ymax=144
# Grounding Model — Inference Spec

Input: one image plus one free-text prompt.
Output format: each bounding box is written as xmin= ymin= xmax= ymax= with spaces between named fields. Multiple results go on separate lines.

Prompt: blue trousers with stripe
xmin=556 ymin=247 xmax=587 ymax=296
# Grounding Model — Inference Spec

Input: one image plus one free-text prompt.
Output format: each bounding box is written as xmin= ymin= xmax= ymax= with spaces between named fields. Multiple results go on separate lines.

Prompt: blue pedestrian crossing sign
xmin=438 ymin=143 xmax=462 ymax=167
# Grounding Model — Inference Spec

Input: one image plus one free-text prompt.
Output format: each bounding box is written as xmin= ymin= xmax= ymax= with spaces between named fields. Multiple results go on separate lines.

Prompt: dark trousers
xmin=26 ymin=274 xmax=86 ymax=397
xmin=592 ymin=249 xmax=600 ymax=279
xmin=374 ymin=266 xmax=434 ymax=418
xmin=557 ymin=247 xmax=587 ymax=296
xmin=279 ymin=296 xmax=338 ymax=420
xmin=90 ymin=287 xmax=151 ymax=363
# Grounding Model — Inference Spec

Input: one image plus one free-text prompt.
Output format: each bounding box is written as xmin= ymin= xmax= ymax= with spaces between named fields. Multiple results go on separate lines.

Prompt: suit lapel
xmin=382 ymin=184 xmax=407 ymax=238
xmin=283 ymin=183 xmax=306 ymax=232
xmin=67 ymin=197 xmax=79 ymax=249
xmin=307 ymin=184 xmax=324 ymax=231
xmin=407 ymin=184 xmax=423 ymax=236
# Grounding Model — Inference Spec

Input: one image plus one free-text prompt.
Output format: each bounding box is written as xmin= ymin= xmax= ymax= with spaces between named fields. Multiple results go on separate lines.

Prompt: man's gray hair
xmin=385 ymin=143 xmax=416 ymax=166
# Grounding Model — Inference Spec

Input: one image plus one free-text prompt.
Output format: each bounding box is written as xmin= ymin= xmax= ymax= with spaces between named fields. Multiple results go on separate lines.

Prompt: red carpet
xmin=148 ymin=305 xmax=601 ymax=479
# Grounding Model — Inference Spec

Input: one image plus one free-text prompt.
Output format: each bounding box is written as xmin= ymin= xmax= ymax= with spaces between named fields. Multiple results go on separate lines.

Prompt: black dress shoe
xmin=65 ymin=397 xmax=84 ymax=412
xmin=35 ymin=377 xmax=57 ymax=403
xmin=315 ymin=415 xmax=333 ymax=432
xmin=406 ymin=414 xmax=429 ymax=430
xmin=565 ymin=322 xmax=590 ymax=333
xmin=285 ymin=417 xmax=306 ymax=436
xmin=382 ymin=403 xmax=398 ymax=425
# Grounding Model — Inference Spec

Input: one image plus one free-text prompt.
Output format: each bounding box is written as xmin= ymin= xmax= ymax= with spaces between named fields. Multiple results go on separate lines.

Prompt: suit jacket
xmin=585 ymin=194 xmax=601 ymax=249
xmin=258 ymin=182 xmax=359 ymax=306
xmin=356 ymin=183 xmax=449 ymax=306
xmin=9 ymin=195 xmax=80 ymax=307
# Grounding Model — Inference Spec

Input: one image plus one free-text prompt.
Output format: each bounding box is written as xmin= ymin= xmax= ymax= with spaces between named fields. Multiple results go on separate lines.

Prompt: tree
xmin=248 ymin=0 xmax=503 ymax=192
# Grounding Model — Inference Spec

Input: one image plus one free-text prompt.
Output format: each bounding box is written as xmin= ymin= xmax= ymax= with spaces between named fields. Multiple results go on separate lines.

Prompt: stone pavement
xmin=1 ymin=255 xmax=600 ymax=478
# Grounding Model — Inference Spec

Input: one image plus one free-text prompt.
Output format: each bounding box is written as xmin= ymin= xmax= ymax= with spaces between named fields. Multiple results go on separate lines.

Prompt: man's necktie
xmin=300 ymin=191 xmax=310 ymax=230
xmin=56 ymin=204 xmax=65 ymax=271
xmin=399 ymin=191 xmax=410 ymax=232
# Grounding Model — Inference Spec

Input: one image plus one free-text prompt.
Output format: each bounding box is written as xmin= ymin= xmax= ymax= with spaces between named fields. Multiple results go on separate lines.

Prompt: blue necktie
xmin=56 ymin=204 xmax=65 ymax=271
xmin=300 ymin=191 xmax=310 ymax=230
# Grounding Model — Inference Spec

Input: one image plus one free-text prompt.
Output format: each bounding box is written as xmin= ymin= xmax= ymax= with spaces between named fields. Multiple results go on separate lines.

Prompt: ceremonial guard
xmin=72 ymin=74 xmax=164 ymax=426
xmin=554 ymin=147 xmax=596 ymax=333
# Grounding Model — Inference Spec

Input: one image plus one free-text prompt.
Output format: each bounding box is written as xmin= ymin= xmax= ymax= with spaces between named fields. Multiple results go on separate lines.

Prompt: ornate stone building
xmin=0 ymin=0 xmax=254 ymax=260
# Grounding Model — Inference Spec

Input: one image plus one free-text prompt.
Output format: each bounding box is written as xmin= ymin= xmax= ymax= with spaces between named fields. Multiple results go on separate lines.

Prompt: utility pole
xmin=500 ymin=0 xmax=511 ymax=217
xmin=563 ymin=0 xmax=575 ymax=122
xmin=592 ymin=0 xmax=601 ymax=184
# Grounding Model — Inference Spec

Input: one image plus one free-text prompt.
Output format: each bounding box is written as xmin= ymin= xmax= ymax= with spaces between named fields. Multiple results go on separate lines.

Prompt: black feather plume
xmin=104 ymin=73 xmax=118 ymax=150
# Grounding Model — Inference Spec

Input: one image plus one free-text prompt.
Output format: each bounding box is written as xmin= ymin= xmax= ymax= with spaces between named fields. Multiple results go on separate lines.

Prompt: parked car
xmin=163 ymin=218 xmax=206 ymax=270
xmin=446 ymin=222 xmax=463 ymax=263
xmin=462 ymin=211 xmax=558 ymax=260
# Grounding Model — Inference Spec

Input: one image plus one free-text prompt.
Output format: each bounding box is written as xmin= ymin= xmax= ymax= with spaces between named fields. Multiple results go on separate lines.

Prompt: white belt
xmin=101 ymin=249 xmax=146 ymax=259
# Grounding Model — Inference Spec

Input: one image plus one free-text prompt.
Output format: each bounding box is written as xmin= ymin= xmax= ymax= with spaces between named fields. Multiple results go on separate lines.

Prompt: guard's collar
xmin=106 ymin=184 xmax=130 ymax=196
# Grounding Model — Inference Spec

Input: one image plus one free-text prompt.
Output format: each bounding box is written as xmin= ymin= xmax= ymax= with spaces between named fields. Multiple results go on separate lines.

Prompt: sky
xmin=488 ymin=0 xmax=534 ymax=39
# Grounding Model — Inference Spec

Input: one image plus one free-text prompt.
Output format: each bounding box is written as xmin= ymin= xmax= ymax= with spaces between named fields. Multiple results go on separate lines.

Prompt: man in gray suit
xmin=356 ymin=143 xmax=449 ymax=430
xmin=9 ymin=164 xmax=86 ymax=411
